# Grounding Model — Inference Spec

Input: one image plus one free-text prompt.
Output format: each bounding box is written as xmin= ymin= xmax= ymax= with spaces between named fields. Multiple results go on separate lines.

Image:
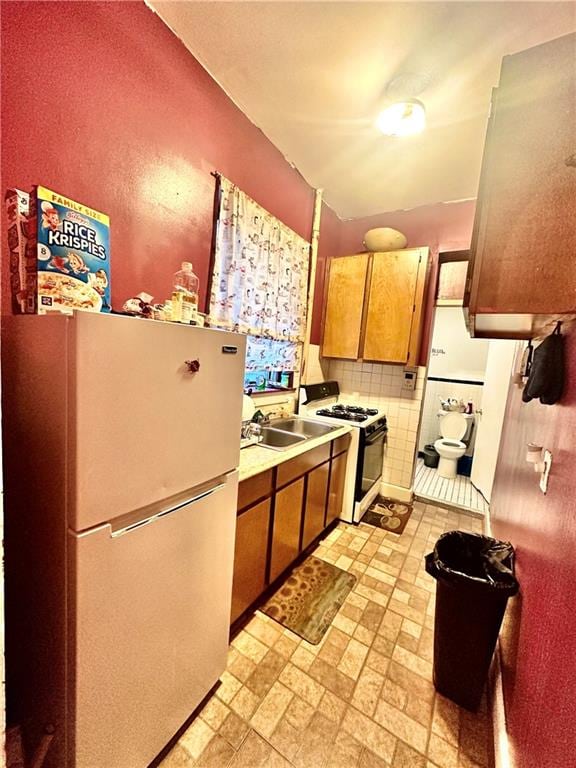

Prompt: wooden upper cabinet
xmin=322 ymin=248 xmax=428 ymax=364
xmin=465 ymin=33 xmax=576 ymax=338
xmin=363 ymin=250 xmax=426 ymax=363
xmin=322 ymin=254 xmax=369 ymax=359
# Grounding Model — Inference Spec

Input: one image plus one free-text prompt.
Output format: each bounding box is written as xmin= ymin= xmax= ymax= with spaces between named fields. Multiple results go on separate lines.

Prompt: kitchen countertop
xmin=239 ymin=423 xmax=352 ymax=482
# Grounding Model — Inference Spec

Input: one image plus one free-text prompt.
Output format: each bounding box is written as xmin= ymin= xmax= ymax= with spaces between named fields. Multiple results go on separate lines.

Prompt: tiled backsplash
xmin=326 ymin=360 xmax=426 ymax=491
xmin=418 ymin=378 xmax=484 ymax=454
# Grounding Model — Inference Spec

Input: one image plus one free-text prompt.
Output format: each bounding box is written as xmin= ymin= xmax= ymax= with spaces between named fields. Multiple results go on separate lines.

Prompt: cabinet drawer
xmin=237 ymin=470 xmax=273 ymax=511
xmin=331 ymin=433 xmax=351 ymax=457
xmin=277 ymin=444 xmax=330 ymax=488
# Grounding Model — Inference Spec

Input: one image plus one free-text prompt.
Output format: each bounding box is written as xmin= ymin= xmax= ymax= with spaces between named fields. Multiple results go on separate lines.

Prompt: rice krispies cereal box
xmin=5 ymin=188 xmax=31 ymax=313
xmin=25 ymin=186 xmax=111 ymax=314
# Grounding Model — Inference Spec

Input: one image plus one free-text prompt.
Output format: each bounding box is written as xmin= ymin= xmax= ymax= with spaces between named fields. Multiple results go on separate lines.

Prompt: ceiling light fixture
xmin=376 ymin=99 xmax=426 ymax=137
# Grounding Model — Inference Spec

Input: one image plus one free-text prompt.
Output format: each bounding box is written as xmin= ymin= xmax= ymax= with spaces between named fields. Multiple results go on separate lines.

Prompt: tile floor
xmin=160 ymin=501 xmax=492 ymax=768
xmin=414 ymin=459 xmax=489 ymax=516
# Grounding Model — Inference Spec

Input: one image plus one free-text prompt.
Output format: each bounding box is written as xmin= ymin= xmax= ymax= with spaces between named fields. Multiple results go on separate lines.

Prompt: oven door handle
xmin=365 ymin=427 xmax=387 ymax=445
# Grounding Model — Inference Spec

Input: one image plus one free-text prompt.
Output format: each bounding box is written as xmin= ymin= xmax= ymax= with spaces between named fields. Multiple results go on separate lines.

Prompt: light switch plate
xmin=540 ymin=449 xmax=552 ymax=494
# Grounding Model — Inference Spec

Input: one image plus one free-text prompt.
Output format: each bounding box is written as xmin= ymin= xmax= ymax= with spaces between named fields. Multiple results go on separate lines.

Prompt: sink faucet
xmin=252 ymin=409 xmax=270 ymax=426
xmin=241 ymin=422 xmax=262 ymax=440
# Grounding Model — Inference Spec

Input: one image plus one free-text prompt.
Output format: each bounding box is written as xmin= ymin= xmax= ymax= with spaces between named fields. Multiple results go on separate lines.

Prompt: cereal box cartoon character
xmin=47 ymin=255 xmax=70 ymax=273
xmin=68 ymin=252 xmax=90 ymax=275
xmin=88 ymin=269 xmax=110 ymax=309
xmin=40 ymin=201 xmax=61 ymax=232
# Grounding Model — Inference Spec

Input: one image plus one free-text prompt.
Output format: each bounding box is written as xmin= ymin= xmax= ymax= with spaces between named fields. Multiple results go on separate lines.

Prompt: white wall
xmin=429 ymin=306 xmax=489 ymax=381
xmin=419 ymin=306 xmax=489 ymax=453
xmin=470 ymin=340 xmax=517 ymax=500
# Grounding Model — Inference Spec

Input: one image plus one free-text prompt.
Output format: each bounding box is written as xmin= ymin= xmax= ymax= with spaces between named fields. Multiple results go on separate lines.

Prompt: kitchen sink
xmin=259 ymin=427 xmax=307 ymax=450
xmin=258 ymin=418 xmax=338 ymax=451
xmin=268 ymin=418 xmax=337 ymax=438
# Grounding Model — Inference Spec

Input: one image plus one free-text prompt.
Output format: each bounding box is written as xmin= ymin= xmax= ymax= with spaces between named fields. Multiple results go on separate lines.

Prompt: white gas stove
xmin=299 ymin=381 xmax=388 ymax=524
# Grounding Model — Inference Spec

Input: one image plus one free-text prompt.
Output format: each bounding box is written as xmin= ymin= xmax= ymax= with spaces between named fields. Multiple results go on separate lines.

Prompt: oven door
xmin=355 ymin=425 xmax=387 ymax=502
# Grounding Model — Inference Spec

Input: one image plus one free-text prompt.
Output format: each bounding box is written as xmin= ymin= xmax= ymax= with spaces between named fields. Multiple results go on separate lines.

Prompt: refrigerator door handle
xmin=111 ymin=480 xmax=227 ymax=538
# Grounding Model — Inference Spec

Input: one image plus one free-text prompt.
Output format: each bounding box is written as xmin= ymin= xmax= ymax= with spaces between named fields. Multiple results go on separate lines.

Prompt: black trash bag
xmin=522 ymin=323 xmax=565 ymax=405
xmin=425 ymin=531 xmax=519 ymax=594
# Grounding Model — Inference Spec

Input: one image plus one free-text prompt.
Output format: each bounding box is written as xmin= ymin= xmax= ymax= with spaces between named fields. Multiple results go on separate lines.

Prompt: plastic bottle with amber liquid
xmin=173 ymin=262 xmax=199 ymax=324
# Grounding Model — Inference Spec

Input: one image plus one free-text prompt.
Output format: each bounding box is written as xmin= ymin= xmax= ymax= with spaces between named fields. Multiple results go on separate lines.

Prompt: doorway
xmin=413 ymin=253 xmax=515 ymax=515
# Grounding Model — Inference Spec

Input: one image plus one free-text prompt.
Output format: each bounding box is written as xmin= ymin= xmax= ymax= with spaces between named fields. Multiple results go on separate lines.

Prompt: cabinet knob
xmin=185 ymin=359 xmax=200 ymax=373
xmin=565 ymin=154 xmax=576 ymax=168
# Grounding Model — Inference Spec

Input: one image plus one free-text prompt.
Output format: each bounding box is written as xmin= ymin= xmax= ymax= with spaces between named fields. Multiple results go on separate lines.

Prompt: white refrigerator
xmin=2 ymin=312 xmax=246 ymax=768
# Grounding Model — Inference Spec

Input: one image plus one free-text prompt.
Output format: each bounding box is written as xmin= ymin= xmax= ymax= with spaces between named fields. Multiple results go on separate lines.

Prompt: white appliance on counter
xmin=299 ymin=381 xmax=387 ymax=524
xmin=2 ymin=312 xmax=246 ymax=768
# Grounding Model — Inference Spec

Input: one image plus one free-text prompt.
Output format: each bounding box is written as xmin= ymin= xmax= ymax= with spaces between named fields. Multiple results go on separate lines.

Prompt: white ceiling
xmin=150 ymin=2 xmax=576 ymax=218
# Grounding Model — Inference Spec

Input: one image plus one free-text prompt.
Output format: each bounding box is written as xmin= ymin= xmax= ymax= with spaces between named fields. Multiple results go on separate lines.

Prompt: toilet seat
xmin=439 ymin=412 xmax=467 ymax=441
xmin=434 ymin=412 xmax=467 ymax=478
xmin=434 ymin=437 xmax=466 ymax=456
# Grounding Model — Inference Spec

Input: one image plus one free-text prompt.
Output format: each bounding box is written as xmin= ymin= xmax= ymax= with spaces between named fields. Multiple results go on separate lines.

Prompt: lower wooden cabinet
xmin=231 ymin=436 xmax=350 ymax=625
xmin=231 ymin=498 xmax=271 ymax=624
xmin=326 ymin=452 xmax=346 ymax=526
xmin=270 ymin=477 xmax=304 ymax=582
xmin=302 ymin=462 xmax=329 ymax=550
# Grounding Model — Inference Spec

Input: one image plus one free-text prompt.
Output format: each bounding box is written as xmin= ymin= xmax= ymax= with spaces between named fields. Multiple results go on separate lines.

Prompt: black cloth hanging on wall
xmin=522 ymin=324 xmax=565 ymax=405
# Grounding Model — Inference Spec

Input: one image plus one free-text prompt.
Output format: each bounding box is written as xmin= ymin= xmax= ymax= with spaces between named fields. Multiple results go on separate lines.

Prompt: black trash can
xmin=423 ymin=444 xmax=439 ymax=468
xmin=425 ymin=531 xmax=519 ymax=711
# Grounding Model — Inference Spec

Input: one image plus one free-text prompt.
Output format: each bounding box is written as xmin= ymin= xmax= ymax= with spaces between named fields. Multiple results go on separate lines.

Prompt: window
xmin=208 ymin=176 xmax=310 ymax=384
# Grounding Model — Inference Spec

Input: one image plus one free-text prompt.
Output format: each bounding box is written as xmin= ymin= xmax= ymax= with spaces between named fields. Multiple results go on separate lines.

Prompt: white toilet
xmin=434 ymin=412 xmax=468 ymax=479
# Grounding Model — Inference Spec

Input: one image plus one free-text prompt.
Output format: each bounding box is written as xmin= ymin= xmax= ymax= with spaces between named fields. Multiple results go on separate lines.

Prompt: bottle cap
xmin=181 ymin=262 xmax=193 ymax=271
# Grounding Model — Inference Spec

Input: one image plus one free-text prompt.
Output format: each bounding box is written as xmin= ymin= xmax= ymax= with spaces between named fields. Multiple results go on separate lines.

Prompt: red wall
xmin=0 ymin=1 xmax=476 ymax=362
xmin=491 ymin=331 xmax=576 ymax=768
xmin=336 ymin=200 xmax=477 ymax=364
xmin=0 ymin=1 xmax=315 ymax=314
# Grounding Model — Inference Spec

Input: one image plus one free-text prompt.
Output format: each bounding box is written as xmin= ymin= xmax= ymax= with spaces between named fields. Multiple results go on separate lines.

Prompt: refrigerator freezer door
xmin=69 ymin=313 xmax=245 ymax=531
xmin=69 ymin=472 xmax=238 ymax=768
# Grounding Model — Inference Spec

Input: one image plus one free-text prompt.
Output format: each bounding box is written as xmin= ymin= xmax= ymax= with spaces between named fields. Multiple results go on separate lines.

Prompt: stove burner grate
xmin=315 ymin=407 xmax=369 ymax=422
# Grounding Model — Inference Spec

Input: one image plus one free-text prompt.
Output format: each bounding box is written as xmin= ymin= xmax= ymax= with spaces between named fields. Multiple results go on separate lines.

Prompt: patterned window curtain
xmin=209 ymin=177 xmax=310 ymax=371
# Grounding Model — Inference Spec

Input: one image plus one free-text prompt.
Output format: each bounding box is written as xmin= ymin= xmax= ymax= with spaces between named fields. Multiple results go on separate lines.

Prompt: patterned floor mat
xmin=260 ymin=556 xmax=356 ymax=644
xmin=362 ymin=496 xmax=413 ymax=534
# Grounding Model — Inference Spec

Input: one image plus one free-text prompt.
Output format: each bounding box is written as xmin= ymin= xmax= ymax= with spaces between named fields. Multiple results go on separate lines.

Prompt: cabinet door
xmin=322 ymin=254 xmax=369 ymax=359
xmin=363 ymin=249 xmax=425 ymax=363
xmin=302 ymin=462 xmax=329 ymax=550
xmin=466 ymin=33 xmax=576 ymax=333
xmin=231 ymin=499 xmax=271 ymax=623
xmin=270 ymin=478 xmax=304 ymax=582
xmin=327 ymin=452 xmax=347 ymax=526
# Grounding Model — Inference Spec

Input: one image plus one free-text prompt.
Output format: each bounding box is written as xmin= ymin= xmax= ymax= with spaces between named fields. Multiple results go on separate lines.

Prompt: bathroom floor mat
xmin=362 ymin=496 xmax=413 ymax=534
